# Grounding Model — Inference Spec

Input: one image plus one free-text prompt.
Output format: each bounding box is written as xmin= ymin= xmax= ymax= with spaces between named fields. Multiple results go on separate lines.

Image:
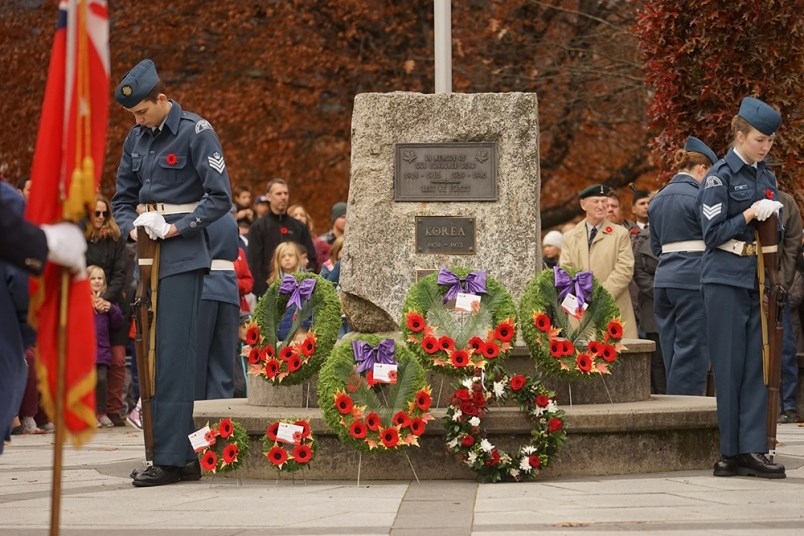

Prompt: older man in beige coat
xmin=560 ymin=184 xmax=637 ymax=339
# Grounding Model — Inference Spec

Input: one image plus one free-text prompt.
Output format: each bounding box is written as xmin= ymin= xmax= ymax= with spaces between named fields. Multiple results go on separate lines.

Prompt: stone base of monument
xmin=194 ymin=339 xmax=719 ymax=480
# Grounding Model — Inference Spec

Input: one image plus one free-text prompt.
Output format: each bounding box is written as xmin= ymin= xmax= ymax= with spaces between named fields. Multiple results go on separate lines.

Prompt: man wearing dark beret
xmin=112 ymin=59 xmax=232 ymax=486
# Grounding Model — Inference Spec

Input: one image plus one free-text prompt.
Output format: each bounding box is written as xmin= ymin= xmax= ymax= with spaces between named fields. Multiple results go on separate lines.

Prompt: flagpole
xmin=50 ymin=270 xmax=70 ymax=536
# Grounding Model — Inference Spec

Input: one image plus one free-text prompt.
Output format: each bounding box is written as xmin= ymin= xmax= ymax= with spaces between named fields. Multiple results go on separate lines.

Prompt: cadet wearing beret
xmin=649 ymin=136 xmax=718 ymax=396
xmin=699 ymin=96 xmax=785 ymax=479
xmin=560 ymin=183 xmax=638 ymax=339
xmin=111 ymin=59 xmax=232 ymax=486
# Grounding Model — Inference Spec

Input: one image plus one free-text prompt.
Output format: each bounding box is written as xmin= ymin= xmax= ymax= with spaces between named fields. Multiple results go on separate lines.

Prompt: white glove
xmin=133 ymin=212 xmax=171 ymax=240
xmin=752 ymin=199 xmax=783 ymax=222
xmin=41 ymin=223 xmax=87 ymax=272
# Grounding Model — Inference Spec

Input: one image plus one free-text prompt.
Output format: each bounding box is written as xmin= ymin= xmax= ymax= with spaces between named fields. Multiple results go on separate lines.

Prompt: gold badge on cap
xmin=121 ymin=85 xmax=133 ymax=97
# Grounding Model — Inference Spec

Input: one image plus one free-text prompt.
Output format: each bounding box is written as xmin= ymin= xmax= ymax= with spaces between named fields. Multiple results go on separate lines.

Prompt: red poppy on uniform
xmin=280 ymin=227 xmax=288 ymax=235
xmin=765 ymin=188 xmax=774 ymax=199
xmin=165 ymin=153 xmax=178 ymax=166
xmin=604 ymin=226 xmax=613 ymax=233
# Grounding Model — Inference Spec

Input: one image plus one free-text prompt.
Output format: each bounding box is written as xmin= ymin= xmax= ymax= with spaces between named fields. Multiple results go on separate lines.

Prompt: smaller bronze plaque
xmin=415 ymin=216 xmax=476 ymax=255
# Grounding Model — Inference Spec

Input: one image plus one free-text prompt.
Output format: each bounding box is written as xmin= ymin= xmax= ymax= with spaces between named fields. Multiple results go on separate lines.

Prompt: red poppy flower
xmin=365 ymin=369 xmax=378 ymax=387
xmin=218 ymin=418 xmax=234 ymax=438
xmin=294 ymin=420 xmax=311 ymax=439
xmin=406 ymin=311 xmax=426 ymax=332
xmin=576 ymin=352 xmax=593 ymax=372
xmin=259 ymin=345 xmax=274 ymax=362
xmin=587 ymin=340 xmax=602 ymax=355
xmin=494 ymin=321 xmax=515 ymax=343
xmin=279 ymin=346 xmax=296 ymax=362
xmin=630 ymin=227 xmax=639 ymax=236
xmin=292 ymin=444 xmax=313 ymax=464
xmin=245 ymin=325 xmax=260 ymax=345
xmin=287 ymin=354 xmax=302 ymax=372
xmin=549 ymin=339 xmax=562 ymax=357
xmin=454 ymin=388 xmax=471 ymax=402
xmin=349 ymin=420 xmax=368 ymax=439
xmin=380 ymin=427 xmax=399 ymax=448
xmin=300 ymin=337 xmax=316 ymax=357
xmin=247 ymin=347 xmax=261 ymax=365
xmin=387 ymin=369 xmax=397 ymax=384
xmin=450 ymin=349 xmax=470 ymax=368
xmin=280 ymin=227 xmax=288 ymax=235
xmin=765 ymin=188 xmax=774 ymax=199
xmin=409 ymin=417 xmax=425 ymax=436
xmin=165 ymin=153 xmax=178 ymax=166
xmin=468 ymin=336 xmax=485 ymax=351
xmin=415 ymin=389 xmax=431 ymax=411
xmin=204 ymin=429 xmax=218 ymax=446
xmin=460 ymin=434 xmax=475 ymax=447
xmin=335 ymin=392 xmax=354 ymax=414
xmin=482 ymin=341 xmax=500 ymax=359
xmin=484 ymin=449 xmax=500 ymax=467
xmin=365 ymin=412 xmax=381 ymax=431
xmin=264 ymin=359 xmax=280 ymax=379
xmin=200 ymin=450 xmax=218 ymax=472
xmin=528 ymin=454 xmax=541 ymax=469
xmin=472 ymin=390 xmax=486 ymax=408
xmin=607 ymin=320 xmax=624 ymax=340
xmin=510 ymin=375 xmax=526 ymax=391
xmin=548 ymin=417 xmax=564 ymax=433
xmin=460 ymin=402 xmax=478 ymax=416
xmin=560 ymin=339 xmax=574 ymax=356
xmin=392 ymin=411 xmax=411 ymax=428
xmin=421 ymin=335 xmax=439 ymax=354
xmin=267 ymin=445 xmax=288 ymax=466
xmin=222 ymin=443 xmax=239 ymax=465
xmin=533 ymin=313 xmax=551 ymax=332
xmin=601 ymin=344 xmax=617 ymax=363
xmin=535 ymin=394 xmax=549 ymax=408
xmin=604 ymin=226 xmax=613 ymax=233
xmin=438 ymin=336 xmax=455 ymax=352
xmin=266 ymin=421 xmax=280 ymax=441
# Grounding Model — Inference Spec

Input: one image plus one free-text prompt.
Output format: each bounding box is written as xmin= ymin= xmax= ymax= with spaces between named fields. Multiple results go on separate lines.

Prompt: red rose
xmin=335 ymin=393 xmax=354 ymax=414
xmin=460 ymin=402 xmax=478 ymax=416
xmin=267 ymin=445 xmax=288 ymax=466
xmin=438 ymin=336 xmax=455 ymax=352
xmin=535 ymin=394 xmax=550 ymax=408
xmin=365 ymin=412 xmax=381 ymax=431
xmin=165 ymin=153 xmax=178 ymax=166
xmin=482 ymin=341 xmax=500 ymax=359
xmin=460 ymin=435 xmax=475 ymax=447
xmin=280 ymin=227 xmax=288 ymax=235
xmin=409 ymin=417 xmax=425 ymax=436
xmin=245 ymin=325 xmax=260 ymax=345
xmin=472 ymin=390 xmax=487 ymax=408
xmin=533 ymin=313 xmax=551 ymax=332
xmin=765 ymin=188 xmax=774 ymax=199
xmin=421 ymin=335 xmax=439 ymax=354
xmin=349 ymin=420 xmax=367 ymax=439
xmin=484 ymin=449 xmax=500 ymax=466
xmin=266 ymin=421 xmax=280 ymax=441
xmin=494 ymin=321 xmax=515 ymax=343
xmin=292 ymin=444 xmax=313 ymax=464
xmin=454 ymin=388 xmax=471 ymax=402
xmin=548 ymin=417 xmax=564 ymax=433
xmin=392 ymin=411 xmax=411 ymax=428
xmin=380 ymin=427 xmax=399 ymax=448
xmin=450 ymin=349 xmax=470 ymax=368
xmin=200 ymin=450 xmax=218 ymax=472
xmin=415 ymin=389 xmax=432 ymax=411
xmin=528 ymin=454 xmax=541 ymax=469
xmin=222 ymin=443 xmax=239 ymax=465
xmin=510 ymin=375 xmax=527 ymax=391
xmin=576 ymin=352 xmax=593 ymax=372
xmin=607 ymin=320 xmax=624 ymax=340
xmin=406 ymin=311 xmax=425 ymax=332
xmin=218 ymin=418 xmax=234 ymax=438
xmin=601 ymin=344 xmax=617 ymax=363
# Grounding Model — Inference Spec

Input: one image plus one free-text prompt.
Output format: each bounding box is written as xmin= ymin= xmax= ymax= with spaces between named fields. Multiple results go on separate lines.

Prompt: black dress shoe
xmin=131 ymin=465 xmax=181 ymax=487
xmin=713 ymin=455 xmax=738 ymax=477
xmin=130 ymin=460 xmax=201 ymax=481
xmin=736 ymin=453 xmax=786 ymax=479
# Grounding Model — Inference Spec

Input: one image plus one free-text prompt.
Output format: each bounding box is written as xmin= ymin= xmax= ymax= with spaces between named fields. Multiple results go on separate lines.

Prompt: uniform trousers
xmin=152 ymin=270 xmax=203 ymax=467
xmin=194 ymin=299 xmax=239 ymax=400
xmin=654 ymin=287 xmax=709 ymax=395
xmin=702 ymin=283 xmax=767 ymax=456
xmin=780 ymin=304 xmax=798 ymax=412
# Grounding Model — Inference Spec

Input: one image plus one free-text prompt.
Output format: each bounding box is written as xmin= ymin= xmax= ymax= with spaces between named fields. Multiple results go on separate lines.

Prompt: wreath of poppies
xmin=198 ymin=418 xmax=250 ymax=474
xmin=317 ymin=334 xmax=434 ymax=452
xmin=247 ymin=272 xmax=342 ymax=385
xmin=401 ymin=267 xmax=518 ymax=376
xmin=443 ymin=369 xmax=567 ymax=483
xmin=262 ymin=418 xmax=316 ymax=472
xmin=520 ymin=266 xmax=625 ymax=379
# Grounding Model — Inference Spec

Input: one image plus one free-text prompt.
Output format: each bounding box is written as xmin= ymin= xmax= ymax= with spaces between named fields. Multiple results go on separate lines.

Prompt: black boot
xmin=713 ymin=455 xmax=738 ymax=477
xmin=736 ymin=453 xmax=785 ymax=479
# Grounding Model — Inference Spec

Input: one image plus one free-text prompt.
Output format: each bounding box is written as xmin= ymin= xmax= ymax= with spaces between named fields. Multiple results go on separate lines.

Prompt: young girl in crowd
xmin=268 ymin=243 xmax=308 ymax=341
xmin=88 ymin=265 xmax=123 ymax=428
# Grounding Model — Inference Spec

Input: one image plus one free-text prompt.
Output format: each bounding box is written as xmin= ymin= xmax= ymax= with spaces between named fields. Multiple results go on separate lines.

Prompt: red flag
xmin=26 ymin=0 xmax=109 ymax=447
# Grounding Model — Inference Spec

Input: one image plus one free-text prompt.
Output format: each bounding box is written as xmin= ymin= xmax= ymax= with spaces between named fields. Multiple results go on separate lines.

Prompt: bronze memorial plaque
xmin=394 ymin=142 xmax=497 ymax=201
xmin=415 ymin=216 xmax=476 ymax=255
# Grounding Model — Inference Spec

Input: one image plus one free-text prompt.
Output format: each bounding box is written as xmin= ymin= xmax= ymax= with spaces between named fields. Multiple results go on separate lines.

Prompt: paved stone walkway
xmin=1 ymin=423 xmax=803 ymax=535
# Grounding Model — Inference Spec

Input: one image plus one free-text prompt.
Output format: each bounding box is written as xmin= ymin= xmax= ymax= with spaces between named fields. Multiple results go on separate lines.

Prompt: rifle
xmin=756 ymin=213 xmax=784 ymax=461
xmin=132 ymin=227 xmax=160 ymax=466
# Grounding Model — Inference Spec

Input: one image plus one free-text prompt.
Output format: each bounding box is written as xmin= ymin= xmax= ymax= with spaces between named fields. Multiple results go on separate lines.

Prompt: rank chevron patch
xmin=702 ymin=202 xmax=722 ymax=221
xmin=208 ymin=152 xmax=225 ymax=174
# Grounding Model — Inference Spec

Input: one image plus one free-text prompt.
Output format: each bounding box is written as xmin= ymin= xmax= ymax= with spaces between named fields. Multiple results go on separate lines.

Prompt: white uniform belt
xmin=210 ymin=259 xmax=235 ymax=271
xmin=717 ymin=239 xmax=757 ymax=256
xmin=146 ymin=202 xmax=198 ymax=215
xmin=661 ymin=240 xmax=705 ymax=253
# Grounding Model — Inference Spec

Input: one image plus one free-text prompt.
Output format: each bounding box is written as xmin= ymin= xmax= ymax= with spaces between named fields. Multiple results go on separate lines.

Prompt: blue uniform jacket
xmin=649 ymin=173 xmax=704 ymax=290
xmin=698 ymin=149 xmax=778 ymax=290
xmin=112 ymin=100 xmax=232 ymax=279
xmin=202 ymin=212 xmax=239 ymax=306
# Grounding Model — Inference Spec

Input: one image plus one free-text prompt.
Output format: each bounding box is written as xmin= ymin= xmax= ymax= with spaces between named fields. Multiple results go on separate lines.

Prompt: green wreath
xmin=197 ymin=418 xmax=250 ymax=474
xmin=247 ymin=272 xmax=342 ymax=385
xmin=401 ymin=267 xmax=517 ymax=376
xmin=262 ymin=418 xmax=316 ymax=473
xmin=519 ymin=266 xmax=625 ymax=379
xmin=443 ymin=368 xmax=567 ymax=483
xmin=318 ymin=334 xmax=433 ymax=452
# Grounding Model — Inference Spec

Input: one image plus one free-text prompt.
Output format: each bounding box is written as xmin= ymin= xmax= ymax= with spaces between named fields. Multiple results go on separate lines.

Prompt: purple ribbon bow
xmin=279 ymin=275 xmax=316 ymax=309
xmin=352 ymin=339 xmax=397 ymax=374
xmin=553 ymin=266 xmax=593 ymax=305
xmin=437 ymin=268 xmax=487 ymax=303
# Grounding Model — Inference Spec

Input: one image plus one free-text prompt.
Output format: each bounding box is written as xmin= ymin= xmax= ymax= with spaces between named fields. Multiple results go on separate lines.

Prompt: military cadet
xmin=649 ymin=136 xmax=718 ymax=396
xmin=699 ymin=96 xmax=785 ymax=479
xmin=111 ymin=59 xmax=232 ymax=486
xmin=560 ymin=183 xmax=637 ymax=339
xmin=195 ymin=211 xmax=241 ymax=400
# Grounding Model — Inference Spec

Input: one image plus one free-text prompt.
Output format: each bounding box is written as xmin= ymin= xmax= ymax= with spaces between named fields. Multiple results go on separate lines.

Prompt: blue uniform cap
xmin=738 ymin=96 xmax=781 ymax=136
xmin=115 ymin=59 xmax=159 ymax=108
xmin=684 ymin=136 xmax=718 ymax=165
xmin=578 ymin=183 xmax=611 ymax=199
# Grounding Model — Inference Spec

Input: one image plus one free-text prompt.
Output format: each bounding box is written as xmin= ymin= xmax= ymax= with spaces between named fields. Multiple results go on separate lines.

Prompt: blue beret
xmin=579 ymin=184 xmax=611 ymax=199
xmin=738 ymin=96 xmax=781 ymax=136
xmin=684 ymin=136 xmax=718 ymax=165
xmin=115 ymin=59 xmax=159 ymax=108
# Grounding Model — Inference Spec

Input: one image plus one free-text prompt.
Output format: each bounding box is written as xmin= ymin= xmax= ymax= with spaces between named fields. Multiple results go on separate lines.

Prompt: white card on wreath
xmin=276 ymin=422 xmax=305 ymax=444
xmin=189 ymin=426 xmax=212 ymax=452
xmin=560 ymin=294 xmax=587 ymax=319
xmin=373 ymin=362 xmax=398 ymax=383
xmin=455 ymin=292 xmax=481 ymax=313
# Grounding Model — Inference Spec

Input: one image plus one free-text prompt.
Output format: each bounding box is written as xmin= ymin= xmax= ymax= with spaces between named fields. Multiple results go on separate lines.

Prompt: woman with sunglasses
xmin=85 ymin=195 xmax=131 ymax=427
